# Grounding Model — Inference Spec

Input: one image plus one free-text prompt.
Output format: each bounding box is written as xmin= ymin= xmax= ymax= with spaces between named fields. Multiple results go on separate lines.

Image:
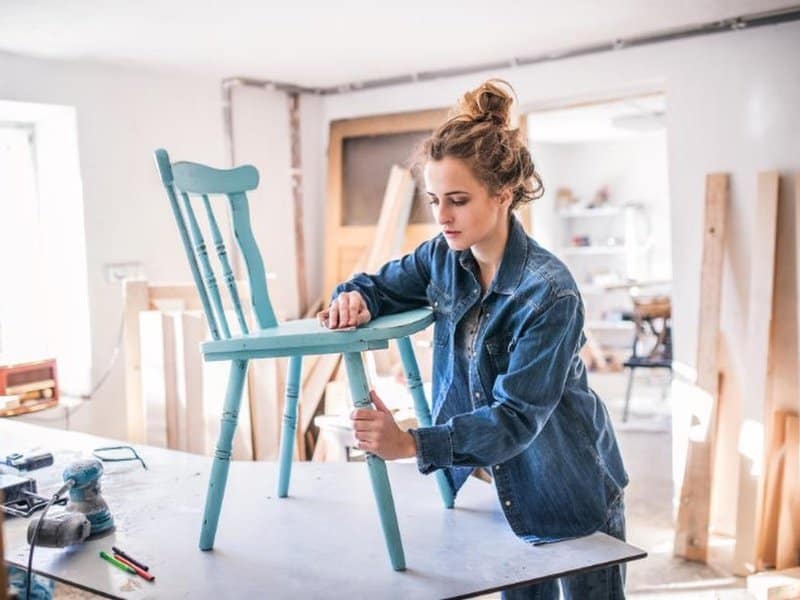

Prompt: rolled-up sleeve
xmin=412 ymin=292 xmax=584 ymax=473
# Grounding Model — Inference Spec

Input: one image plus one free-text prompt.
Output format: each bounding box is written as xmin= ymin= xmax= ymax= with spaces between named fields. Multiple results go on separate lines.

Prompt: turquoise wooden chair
xmin=153 ymin=149 xmax=453 ymax=571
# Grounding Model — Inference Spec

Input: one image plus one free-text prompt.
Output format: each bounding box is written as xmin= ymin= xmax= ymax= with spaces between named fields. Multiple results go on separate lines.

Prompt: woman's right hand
xmin=318 ymin=291 xmax=372 ymax=329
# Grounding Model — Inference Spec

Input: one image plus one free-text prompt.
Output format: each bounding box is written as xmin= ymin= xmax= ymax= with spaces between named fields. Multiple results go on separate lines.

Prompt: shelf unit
xmin=555 ymin=203 xmax=652 ymax=348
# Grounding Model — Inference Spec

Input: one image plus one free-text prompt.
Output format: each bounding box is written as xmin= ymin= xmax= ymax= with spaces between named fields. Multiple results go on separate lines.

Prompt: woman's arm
xmin=411 ymin=292 xmax=584 ymax=472
xmin=326 ymin=239 xmax=437 ymax=323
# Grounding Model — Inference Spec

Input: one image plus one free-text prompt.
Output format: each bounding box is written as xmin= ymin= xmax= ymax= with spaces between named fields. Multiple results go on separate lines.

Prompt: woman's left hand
xmin=351 ymin=391 xmax=417 ymax=460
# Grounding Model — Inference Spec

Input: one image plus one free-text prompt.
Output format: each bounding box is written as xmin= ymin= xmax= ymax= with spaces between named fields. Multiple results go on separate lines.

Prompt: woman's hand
xmin=351 ymin=391 xmax=417 ymax=460
xmin=317 ymin=291 xmax=371 ymax=329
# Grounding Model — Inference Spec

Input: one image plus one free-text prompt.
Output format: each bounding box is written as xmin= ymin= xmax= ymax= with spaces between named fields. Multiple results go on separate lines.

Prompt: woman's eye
xmin=451 ymin=198 xmax=467 ymax=206
xmin=427 ymin=198 xmax=439 ymax=206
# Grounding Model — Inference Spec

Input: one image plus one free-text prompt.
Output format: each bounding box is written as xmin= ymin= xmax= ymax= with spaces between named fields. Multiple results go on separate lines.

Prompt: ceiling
xmin=0 ymin=1 xmax=796 ymax=88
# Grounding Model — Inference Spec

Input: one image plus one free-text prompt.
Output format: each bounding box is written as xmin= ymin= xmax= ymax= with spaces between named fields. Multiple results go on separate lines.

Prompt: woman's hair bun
xmin=455 ymin=79 xmax=514 ymax=128
xmin=416 ymin=78 xmax=544 ymax=210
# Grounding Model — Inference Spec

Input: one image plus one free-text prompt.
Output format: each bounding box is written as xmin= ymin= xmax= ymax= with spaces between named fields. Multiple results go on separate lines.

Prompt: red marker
xmin=113 ymin=554 xmax=155 ymax=582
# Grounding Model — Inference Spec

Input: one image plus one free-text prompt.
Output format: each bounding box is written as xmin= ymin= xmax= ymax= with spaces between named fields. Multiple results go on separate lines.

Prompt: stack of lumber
xmin=674 ymin=172 xmax=800 ymax=581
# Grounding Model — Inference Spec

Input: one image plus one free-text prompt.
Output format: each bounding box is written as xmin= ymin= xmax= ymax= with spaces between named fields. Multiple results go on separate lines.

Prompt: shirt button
xmin=504 ymin=500 xmax=511 ymax=507
xmin=433 ymin=301 xmax=438 ymax=307
xmin=474 ymin=392 xmax=480 ymax=398
xmin=494 ymin=465 xmax=500 ymax=471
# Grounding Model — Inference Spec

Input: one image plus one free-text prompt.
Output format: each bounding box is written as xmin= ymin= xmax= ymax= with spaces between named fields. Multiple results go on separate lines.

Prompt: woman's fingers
xmin=321 ymin=292 xmax=371 ymax=329
xmin=370 ymin=391 xmax=391 ymax=414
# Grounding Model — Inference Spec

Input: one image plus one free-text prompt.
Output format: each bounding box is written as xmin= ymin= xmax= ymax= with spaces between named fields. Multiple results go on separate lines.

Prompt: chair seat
xmin=623 ymin=357 xmax=672 ymax=369
xmin=201 ymin=308 xmax=434 ymax=361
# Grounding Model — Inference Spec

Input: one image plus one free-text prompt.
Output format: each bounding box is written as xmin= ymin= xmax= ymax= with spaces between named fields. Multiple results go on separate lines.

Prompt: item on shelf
xmin=587 ymin=185 xmax=610 ymax=208
xmin=571 ymin=234 xmax=591 ymax=247
xmin=603 ymin=236 xmax=625 ymax=247
xmin=0 ymin=359 xmax=59 ymax=418
xmin=556 ymin=187 xmax=579 ymax=209
xmin=589 ymin=271 xmax=624 ymax=288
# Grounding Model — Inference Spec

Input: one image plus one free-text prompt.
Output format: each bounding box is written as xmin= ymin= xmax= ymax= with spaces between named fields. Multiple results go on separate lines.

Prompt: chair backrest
xmin=154 ymin=148 xmax=278 ymax=340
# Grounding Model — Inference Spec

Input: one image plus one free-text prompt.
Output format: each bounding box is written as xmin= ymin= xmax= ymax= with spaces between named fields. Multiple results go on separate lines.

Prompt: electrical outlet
xmin=103 ymin=262 xmax=144 ymax=284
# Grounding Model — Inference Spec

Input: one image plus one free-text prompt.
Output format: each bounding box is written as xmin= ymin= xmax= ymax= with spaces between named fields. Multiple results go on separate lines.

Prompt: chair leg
xmin=622 ymin=367 xmax=635 ymax=423
xmin=278 ymin=355 xmax=303 ymax=497
xmin=343 ymin=351 xmax=406 ymax=571
xmin=396 ymin=336 xmax=454 ymax=509
xmin=199 ymin=359 xmax=249 ymax=551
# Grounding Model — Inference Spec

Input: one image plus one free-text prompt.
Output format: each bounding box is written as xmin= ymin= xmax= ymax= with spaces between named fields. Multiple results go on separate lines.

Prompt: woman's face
xmin=423 ymin=157 xmax=511 ymax=252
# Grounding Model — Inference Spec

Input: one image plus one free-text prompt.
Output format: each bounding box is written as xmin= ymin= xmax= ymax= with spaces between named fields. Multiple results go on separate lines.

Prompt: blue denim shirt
xmin=335 ymin=217 xmax=628 ymax=543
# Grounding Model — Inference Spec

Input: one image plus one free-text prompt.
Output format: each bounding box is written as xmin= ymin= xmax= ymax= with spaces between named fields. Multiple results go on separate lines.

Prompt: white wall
xmin=0 ymin=52 xmax=324 ymax=439
xmin=230 ymin=85 xmax=325 ymax=319
xmin=321 ymin=21 xmax=800 ymax=386
xmin=0 ymin=53 xmax=227 ymax=437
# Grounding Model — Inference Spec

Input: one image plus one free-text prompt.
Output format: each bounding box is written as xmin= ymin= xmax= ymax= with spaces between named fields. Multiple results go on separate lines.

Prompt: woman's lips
xmin=443 ymin=230 xmax=460 ymax=237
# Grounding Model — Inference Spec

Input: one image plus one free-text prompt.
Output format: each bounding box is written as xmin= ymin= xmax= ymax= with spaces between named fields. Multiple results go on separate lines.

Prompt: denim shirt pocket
xmin=485 ymin=333 xmax=515 ymax=374
xmin=426 ymin=283 xmax=453 ymax=346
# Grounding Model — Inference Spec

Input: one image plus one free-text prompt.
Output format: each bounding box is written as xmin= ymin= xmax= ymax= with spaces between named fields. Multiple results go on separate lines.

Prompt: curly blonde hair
xmin=417 ymin=79 xmax=543 ymax=210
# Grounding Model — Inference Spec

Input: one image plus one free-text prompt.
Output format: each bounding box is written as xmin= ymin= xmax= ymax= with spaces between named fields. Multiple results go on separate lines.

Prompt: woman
xmin=319 ymin=79 xmax=628 ymax=599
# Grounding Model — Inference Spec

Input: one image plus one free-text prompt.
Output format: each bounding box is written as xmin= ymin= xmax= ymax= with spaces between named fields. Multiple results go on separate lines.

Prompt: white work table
xmin=1 ymin=420 xmax=645 ymax=599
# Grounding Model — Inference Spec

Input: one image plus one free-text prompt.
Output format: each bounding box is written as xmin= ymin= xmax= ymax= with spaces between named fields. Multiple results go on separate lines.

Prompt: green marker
xmin=100 ymin=550 xmax=136 ymax=574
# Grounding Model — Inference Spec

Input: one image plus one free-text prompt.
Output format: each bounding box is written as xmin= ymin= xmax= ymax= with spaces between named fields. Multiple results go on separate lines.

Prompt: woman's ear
xmin=498 ymin=187 xmax=513 ymax=208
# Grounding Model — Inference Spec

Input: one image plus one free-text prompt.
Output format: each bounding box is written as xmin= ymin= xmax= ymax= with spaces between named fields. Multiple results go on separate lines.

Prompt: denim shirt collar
xmin=456 ymin=216 xmax=529 ymax=296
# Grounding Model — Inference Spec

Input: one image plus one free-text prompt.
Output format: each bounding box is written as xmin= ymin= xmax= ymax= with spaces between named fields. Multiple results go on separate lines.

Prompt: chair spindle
xmin=181 ymin=191 xmax=232 ymax=339
xmin=201 ymin=194 xmax=249 ymax=335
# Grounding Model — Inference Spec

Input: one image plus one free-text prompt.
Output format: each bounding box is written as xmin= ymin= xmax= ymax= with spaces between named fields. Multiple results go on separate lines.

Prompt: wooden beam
xmin=733 ymin=170 xmax=780 ymax=573
xmin=363 ymin=166 xmax=415 ymax=272
xmin=674 ymin=173 xmax=729 ymax=562
xmin=124 ymin=279 xmax=150 ymax=443
xmin=758 ymin=410 xmax=789 ymax=568
xmin=288 ymin=91 xmax=309 ymax=315
xmin=748 ymin=567 xmax=800 ymax=600
xmin=776 ymin=414 xmax=800 ymax=569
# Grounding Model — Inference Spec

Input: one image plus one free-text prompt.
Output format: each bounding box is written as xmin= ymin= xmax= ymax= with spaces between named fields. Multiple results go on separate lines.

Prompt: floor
xmin=44 ymin=370 xmax=752 ymax=598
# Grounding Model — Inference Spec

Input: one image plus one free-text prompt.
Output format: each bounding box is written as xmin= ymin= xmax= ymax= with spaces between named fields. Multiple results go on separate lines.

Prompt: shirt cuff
xmin=409 ymin=425 xmax=453 ymax=475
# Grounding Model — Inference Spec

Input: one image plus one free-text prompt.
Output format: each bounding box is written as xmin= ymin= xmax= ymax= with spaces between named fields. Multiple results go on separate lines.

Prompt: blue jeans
xmin=501 ymin=496 xmax=627 ymax=600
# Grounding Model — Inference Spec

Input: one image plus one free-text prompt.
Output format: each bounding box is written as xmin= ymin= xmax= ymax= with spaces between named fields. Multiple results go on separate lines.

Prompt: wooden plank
xmin=139 ymin=311 xmax=177 ymax=449
xmin=363 ymin=165 xmax=415 ymax=272
xmin=674 ymin=173 xmax=729 ymax=561
xmin=177 ymin=312 xmax=207 ymax=455
xmin=300 ymin=353 xmax=341 ymax=434
xmin=776 ymin=414 xmax=800 ymax=569
xmin=758 ymin=410 xmax=789 ymax=568
xmin=733 ymin=170 xmax=781 ymax=573
xmin=147 ymin=281 xmax=253 ymax=311
xmin=202 ymin=357 xmax=254 ymax=461
xmin=248 ymin=357 xmax=286 ymax=461
xmin=124 ymin=279 xmax=149 ymax=443
xmin=710 ymin=344 xmax=742 ymax=537
xmin=288 ymin=91 xmax=309 ymax=315
xmin=748 ymin=567 xmax=800 ymax=600
xmin=752 ymin=170 xmax=799 ymax=566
